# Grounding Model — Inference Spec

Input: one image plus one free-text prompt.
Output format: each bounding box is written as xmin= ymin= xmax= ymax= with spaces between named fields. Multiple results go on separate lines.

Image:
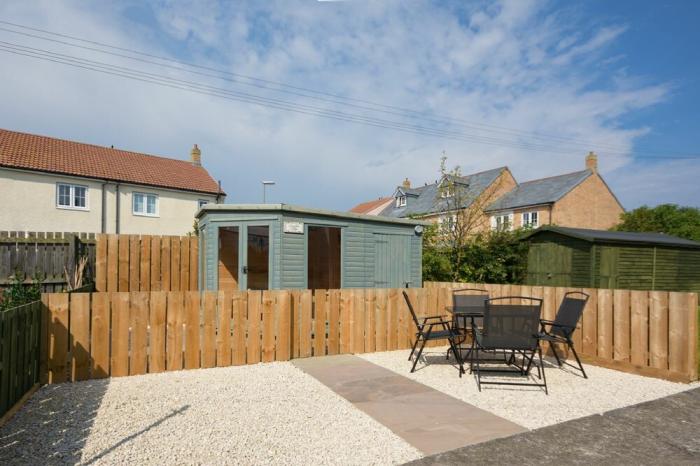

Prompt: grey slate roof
xmin=380 ymin=167 xmax=506 ymax=218
xmin=485 ymin=170 xmax=592 ymax=212
xmin=523 ymin=226 xmax=700 ymax=249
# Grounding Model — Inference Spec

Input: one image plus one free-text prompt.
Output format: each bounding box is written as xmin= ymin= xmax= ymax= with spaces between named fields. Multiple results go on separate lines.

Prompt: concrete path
xmin=408 ymin=386 xmax=700 ymax=465
xmin=292 ymin=355 xmax=526 ymax=455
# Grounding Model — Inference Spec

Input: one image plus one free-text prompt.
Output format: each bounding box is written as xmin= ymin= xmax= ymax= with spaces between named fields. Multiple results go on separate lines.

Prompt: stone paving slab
xmin=293 ymin=355 xmax=526 ymax=455
xmin=407 ymin=386 xmax=700 ymax=465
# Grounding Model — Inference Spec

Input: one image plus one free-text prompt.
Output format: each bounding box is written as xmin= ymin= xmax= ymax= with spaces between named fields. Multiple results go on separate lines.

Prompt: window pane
xmin=198 ymin=200 xmax=208 ymax=209
xmin=58 ymin=184 xmax=71 ymax=206
xmin=133 ymin=194 xmax=144 ymax=213
xmin=146 ymin=195 xmax=157 ymax=214
xmin=73 ymin=186 xmax=86 ymax=208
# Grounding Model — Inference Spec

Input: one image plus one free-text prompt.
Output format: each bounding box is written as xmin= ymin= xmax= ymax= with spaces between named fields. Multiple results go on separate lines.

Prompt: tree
xmin=613 ymin=204 xmax=700 ymax=241
xmin=432 ymin=155 xmax=506 ymax=281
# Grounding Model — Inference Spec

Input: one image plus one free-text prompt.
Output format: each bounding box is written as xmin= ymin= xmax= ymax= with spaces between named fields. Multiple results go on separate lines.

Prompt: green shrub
xmin=0 ymin=272 xmax=42 ymax=311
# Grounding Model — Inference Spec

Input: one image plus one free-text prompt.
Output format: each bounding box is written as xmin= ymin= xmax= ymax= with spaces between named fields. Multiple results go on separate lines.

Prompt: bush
xmin=423 ymin=229 xmax=528 ymax=284
xmin=0 ymin=272 xmax=42 ymax=311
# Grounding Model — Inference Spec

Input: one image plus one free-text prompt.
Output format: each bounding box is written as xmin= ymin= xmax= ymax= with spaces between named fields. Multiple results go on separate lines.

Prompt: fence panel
xmin=0 ymin=301 xmax=41 ymax=417
xmin=94 ymin=234 xmax=198 ymax=293
xmin=40 ymin=283 xmax=699 ymax=385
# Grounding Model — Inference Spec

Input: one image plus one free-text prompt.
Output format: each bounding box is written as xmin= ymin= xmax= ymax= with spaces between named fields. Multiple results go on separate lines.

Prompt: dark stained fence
xmin=0 ymin=232 xmax=96 ymax=293
xmin=0 ymin=300 xmax=42 ymax=417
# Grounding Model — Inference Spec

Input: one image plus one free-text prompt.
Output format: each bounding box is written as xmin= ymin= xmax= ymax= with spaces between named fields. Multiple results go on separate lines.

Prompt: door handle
xmin=243 ymin=265 xmax=249 ymax=274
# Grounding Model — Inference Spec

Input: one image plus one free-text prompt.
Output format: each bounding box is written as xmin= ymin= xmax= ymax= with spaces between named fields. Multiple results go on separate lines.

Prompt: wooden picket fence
xmin=0 ymin=301 xmax=42 ymax=418
xmin=42 ymin=284 xmax=699 ymax=384
xmin=94 ymin=234 xmax=198 ymax=293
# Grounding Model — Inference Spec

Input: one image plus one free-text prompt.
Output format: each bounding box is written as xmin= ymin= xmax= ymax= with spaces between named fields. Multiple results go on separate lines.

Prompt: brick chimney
xmin=586 ymin=151 xmax=598 ymax=173
xmin=402 ymin=178 xmax=411 ymax=189
xmin=190 ymin=144 xmax=201 ymax=167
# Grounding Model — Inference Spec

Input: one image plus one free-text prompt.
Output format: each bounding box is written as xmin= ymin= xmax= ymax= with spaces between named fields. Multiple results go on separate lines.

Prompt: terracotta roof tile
xmin=0 ymin=128 xmax=223 ymax=195
xmin=350 ymin=197 xmax=393 ymax=214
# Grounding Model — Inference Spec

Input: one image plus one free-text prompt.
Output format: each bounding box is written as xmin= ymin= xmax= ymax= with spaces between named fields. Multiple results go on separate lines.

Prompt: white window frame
xmin=55 ymin=183 xmax=89 ymax=211
xmin=440 ymin=187 xmax=454 ymax=198
xmin=132 ymin=192 xmax=159 ymax=217
xmin=522 ymin=211 xmax=539 ymax=228
xmin=396 ymin=195 xmax=407 ymax=207
xmin=491 ymin=213 xmax=513 ymax=232
xmin=198 ymin=199 xmax=209 ymax=209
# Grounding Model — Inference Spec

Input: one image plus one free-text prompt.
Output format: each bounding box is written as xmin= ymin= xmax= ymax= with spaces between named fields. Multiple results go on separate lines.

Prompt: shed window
xmin=56 ymin=183 xmax=88 ymax=210
xmin=522 ymin=211 xmax=539 ymax=228
xmin=308 ymin=226 xmax=341 ymax=289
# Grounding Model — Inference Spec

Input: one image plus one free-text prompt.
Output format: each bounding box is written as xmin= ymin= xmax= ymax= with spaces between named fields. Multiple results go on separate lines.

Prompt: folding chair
xmin=403 ymin=291 xmax=463 ymax=374
xmin=446 ymin=288 xmax=489 ymax=361
xmin=471 ymin=296 xmax=548 ymax=394
xmin=539 ymin=291 xmax=590 ymax=378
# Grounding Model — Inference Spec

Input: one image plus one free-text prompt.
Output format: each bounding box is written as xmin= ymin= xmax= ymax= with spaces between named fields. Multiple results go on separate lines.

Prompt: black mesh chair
xmin=446 ymin=288 xmax=489 ymax=360
xmin=403 ymin=291 xmax=463 ymax=374
xmin=470 ymin=297 xmax=547 ymax=394
xmin=539 ymin=291 xmax=590 ymax=378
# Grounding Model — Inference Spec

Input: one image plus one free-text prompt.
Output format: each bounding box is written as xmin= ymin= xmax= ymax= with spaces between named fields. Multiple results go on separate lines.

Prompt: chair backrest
xmin=553 ymin=292 xmax=590 ymax=335
xmin=402 ymin=291 xmax=422 ymax=329
xmin=452 ymin=288 xmax=489 ymax=313
xmin=482 ymin=297 xmax=543 ymax=350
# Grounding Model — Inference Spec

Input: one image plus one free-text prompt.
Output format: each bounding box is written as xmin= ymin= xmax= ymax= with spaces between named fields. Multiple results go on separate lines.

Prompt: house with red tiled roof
xmin=349 ymin=196 xmax=393 ymax=215
xmin=0 ymin=128 xmax=225 ymax=235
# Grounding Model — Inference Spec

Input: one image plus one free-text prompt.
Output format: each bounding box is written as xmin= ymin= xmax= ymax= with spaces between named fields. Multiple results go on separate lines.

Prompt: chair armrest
xmin=540 ymin=319 xmax=556 ymax=325
xmin=422 ymin=315 xmax=447 ymax=322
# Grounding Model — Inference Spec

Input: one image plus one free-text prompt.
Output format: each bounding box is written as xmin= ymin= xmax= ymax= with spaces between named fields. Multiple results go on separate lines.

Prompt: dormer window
xmin=396 ymin=195 xmax=407 ymax=207
xmin=440 ymin=187 xmax=454 ymax=198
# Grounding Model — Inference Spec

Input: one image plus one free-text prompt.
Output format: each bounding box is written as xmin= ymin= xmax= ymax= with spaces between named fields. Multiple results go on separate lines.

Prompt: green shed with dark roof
xmin=522 ymin=226 xmax=700 ymax=292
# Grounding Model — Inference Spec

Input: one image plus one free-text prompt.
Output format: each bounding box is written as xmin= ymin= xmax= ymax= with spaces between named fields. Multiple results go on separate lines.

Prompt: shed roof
xmin=198 ymin=203 xmax=430 ymax=226
xmin=485 ymin=170 xmax=591 ymax=212
xmin=522 ymin=226 xmax=700 ymax=249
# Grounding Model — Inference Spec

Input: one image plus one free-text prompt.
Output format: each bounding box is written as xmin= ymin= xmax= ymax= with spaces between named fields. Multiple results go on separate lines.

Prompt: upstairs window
xmin=396 ymin=195 xmax=407 ymax=207
xmin=440 ymin=186 xmax=454 ymax=198
xmin=133 ymin=192 xmax=158 ymax=217
xmin=198 ymin=199 xmax=209 ymax=209
xmin=522 ymin=211 xmax=539 ymax=228
xmin=492 ymin=213 xmax=512 ymax=232
xmin=56 ymin=183 xmax=88 ymax=210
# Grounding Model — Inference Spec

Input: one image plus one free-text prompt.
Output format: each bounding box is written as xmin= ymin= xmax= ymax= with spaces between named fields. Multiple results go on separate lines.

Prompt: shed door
xmin=374 ymin=233 xmax=411 ymax=288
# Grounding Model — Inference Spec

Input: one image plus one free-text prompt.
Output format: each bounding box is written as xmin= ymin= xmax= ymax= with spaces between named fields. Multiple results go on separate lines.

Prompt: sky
xmin=0 ymin=0 xmax=698 ymax=210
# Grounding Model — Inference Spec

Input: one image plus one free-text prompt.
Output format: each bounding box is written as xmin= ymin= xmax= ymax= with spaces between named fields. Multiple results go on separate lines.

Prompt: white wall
xmin=0 ymin=168 xmax=218 ymax=235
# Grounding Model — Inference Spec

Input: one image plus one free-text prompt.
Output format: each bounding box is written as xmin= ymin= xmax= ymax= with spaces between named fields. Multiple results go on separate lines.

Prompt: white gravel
xmin=0 ymin=362 xmax=421 ymax=465
xmin=360 ymin=347 xmax=699 ymax=429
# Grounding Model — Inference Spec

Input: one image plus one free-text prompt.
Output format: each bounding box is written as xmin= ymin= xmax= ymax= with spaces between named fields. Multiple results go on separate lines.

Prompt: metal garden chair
xmin=446 ymin=288 xmax=489 ymax=361
xmin=403 ymin=291 xmax=464 ymax=374
xmin=539 ymin=291 xmax=590 ymax=378
xmin=470 ymin=296 xmax=548 ymax=394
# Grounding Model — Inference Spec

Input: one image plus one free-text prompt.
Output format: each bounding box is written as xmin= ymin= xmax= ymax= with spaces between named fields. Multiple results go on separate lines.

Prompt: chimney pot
xmin=191 ymin=144 xmax=201 ymax=167
xmin=586 ymin=151 xmax=598 ymax=173
xmin=402 ymin=177 xmax=411 ymax=189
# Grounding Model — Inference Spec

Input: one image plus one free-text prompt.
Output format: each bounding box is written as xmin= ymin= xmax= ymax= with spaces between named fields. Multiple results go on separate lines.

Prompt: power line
xmin=0 ymin=31 xmax=698 ymax=160
xmin=0 ymin=20 xmax=694 ymax=157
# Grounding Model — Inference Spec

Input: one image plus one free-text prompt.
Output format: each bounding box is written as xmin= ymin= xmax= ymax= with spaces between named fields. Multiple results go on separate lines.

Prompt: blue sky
xmin=0 ymin=0 xmax=698 ymax=210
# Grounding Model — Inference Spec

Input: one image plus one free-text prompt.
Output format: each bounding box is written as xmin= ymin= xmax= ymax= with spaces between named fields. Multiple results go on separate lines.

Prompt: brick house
xmin=350 ymin=153 xmax=624 ymax=232
xmin=0 ymin=128 xmax=225 ymax=235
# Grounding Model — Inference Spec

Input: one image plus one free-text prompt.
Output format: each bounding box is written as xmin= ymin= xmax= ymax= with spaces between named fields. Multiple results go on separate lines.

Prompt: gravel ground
xmin=360 ymin=347 xmax=699 ymax=429
xmin=0 ymin=362 xmax=421 ymax=465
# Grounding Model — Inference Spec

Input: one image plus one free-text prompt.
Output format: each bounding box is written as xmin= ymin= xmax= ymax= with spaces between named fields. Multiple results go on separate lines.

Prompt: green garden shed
xmin=523 ymin=226 xmax=700 ymax=292
xmin=196 ymin=204 xmax=426 ymax=291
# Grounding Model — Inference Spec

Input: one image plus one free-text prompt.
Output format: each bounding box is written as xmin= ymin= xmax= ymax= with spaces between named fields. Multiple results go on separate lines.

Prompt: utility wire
xmin=0 ymin=19 xmax=695 ymax=157
xmin=0 ymin=31 xmax=698 ymax=159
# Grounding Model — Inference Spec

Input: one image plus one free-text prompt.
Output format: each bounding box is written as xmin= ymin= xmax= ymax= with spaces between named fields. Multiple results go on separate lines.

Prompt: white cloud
xmin=0 ymin=0 xmax=694 ymax=211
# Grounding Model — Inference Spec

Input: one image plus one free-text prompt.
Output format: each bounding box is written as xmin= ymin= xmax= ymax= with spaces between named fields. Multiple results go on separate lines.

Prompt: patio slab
xmin=293 ymin=355 xmax=526 ymax=455
xmin=407 ymin=386 xmax=700 ymax=465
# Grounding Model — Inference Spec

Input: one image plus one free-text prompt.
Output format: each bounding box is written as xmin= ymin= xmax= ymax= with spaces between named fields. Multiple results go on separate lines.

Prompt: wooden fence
xmin=0 ymin=231 xmax=96 ymax=293
xmin=0 ymin=301 xmax=42 ymax=417
xmin=43 ymin=284 xmax=699 ymax=384
xmin=95 ymin=234 xmax=198 ymax=293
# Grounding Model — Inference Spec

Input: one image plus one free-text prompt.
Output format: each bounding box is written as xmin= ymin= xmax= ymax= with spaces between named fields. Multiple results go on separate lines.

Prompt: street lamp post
xmin=262 ymin=180 xmax=275 ymax=203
